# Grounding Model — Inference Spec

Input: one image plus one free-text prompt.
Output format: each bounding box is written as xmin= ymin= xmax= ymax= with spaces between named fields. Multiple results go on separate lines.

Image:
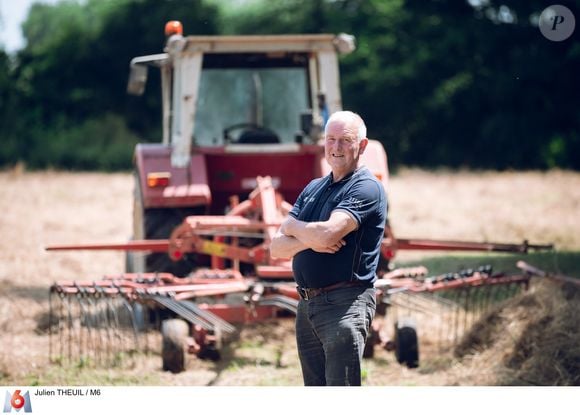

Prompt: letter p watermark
xmin=539 ymin=5 xmax=575 ymax=41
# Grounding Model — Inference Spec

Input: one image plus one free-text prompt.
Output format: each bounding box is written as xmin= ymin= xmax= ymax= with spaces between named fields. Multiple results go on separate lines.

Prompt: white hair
xmin=324 ymin=110 xmax=367 ymax=140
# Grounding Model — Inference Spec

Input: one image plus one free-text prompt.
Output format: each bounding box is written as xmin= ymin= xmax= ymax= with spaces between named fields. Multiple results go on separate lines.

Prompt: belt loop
xmin=296 ymin=286 xmax=308 ymax=300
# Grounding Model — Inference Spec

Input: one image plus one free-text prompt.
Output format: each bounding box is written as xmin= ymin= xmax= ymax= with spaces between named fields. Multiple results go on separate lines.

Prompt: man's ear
xmin=358 ymin=137 xmax=369 ymax=155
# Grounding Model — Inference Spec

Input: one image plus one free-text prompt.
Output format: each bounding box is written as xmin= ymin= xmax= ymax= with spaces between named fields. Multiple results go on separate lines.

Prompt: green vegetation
xmin=0 ymin=0 xmax=578 ymax=171
xmin=21 ymin=355 xmax=163 ymax=386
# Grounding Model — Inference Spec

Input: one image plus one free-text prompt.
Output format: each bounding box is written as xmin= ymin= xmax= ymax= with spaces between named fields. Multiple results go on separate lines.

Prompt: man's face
xmin=324 ymin=119 xmax=367 ymax=175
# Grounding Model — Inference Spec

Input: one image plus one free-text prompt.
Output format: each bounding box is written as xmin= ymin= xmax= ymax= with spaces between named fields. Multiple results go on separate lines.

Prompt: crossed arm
xmin=269 ymin=210 xmax=358 ymax=259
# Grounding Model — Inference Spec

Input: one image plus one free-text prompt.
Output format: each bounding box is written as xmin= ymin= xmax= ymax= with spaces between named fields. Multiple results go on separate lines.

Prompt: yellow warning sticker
xmin=201 ymin=240 xmax=228 ymax=257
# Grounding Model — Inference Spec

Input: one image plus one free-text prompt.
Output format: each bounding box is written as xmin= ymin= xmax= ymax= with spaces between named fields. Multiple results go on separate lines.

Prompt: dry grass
xmin=0 ymin=168 xmax=578 ymax=386
xmin=388 ymin=169 xmax=580 ymax=256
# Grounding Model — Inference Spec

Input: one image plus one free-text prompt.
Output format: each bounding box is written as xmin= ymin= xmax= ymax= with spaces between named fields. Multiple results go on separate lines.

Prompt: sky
xmin=0 ymin=0 xmax=61 ymax=53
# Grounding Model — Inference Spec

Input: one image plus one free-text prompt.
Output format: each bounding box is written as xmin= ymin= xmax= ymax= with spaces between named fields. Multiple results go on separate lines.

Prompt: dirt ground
xmin=0 ymin=168 xmax=579 ymax=386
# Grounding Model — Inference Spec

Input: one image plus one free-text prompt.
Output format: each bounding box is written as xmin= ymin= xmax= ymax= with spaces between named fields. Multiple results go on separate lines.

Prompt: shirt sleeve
xmin=288 ymin=190 xmax=305 ymax=219
xmin=333 ymin=179 xmax=386 ymax=226
xmin=289 ymin=180 xmax=315 ymax=219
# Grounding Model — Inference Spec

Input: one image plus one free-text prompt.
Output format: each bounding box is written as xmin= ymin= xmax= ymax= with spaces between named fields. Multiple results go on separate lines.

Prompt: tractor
xmin=125 ymin=21 xmax=389 ymax=277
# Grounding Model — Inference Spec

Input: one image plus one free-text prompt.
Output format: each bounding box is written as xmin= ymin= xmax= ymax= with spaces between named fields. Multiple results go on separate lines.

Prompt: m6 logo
xmin=3 ymin=390 xmax=32 ymax=413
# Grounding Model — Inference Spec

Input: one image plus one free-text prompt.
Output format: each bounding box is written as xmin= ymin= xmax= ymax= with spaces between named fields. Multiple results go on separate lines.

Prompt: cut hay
xmin=455 ymin=279 xmax=580 ymax=385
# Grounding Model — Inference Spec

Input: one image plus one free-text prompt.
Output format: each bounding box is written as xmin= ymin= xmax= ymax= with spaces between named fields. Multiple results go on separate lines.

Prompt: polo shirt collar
xmin=328 ymin=166 xmax=366 ymax=184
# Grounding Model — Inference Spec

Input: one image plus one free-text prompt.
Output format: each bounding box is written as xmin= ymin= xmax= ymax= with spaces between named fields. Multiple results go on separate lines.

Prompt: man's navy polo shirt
xmin=289 ymin=166 xmax=386 ymax=288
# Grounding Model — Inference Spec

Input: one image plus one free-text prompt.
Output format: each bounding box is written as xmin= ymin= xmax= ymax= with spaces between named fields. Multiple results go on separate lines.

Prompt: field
xmin=0 ymin=168 xmax=579 ymax=386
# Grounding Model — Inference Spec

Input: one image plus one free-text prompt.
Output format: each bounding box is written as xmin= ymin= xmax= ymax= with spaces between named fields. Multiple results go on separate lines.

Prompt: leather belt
xmin=296 ymin=281 xmax=365 ymax=301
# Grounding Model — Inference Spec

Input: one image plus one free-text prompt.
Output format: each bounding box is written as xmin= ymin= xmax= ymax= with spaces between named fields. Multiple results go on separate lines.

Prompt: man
xmin=270 ymin=110 xmax=386 ymax=386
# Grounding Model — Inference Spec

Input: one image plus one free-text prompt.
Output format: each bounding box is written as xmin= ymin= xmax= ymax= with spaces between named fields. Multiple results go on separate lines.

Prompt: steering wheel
xmin=223 ymin=123 xmax=279 ymax=144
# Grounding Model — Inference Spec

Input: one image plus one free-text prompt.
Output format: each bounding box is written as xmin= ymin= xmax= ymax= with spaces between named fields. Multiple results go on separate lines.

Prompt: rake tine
xmin=470 ymin=286 xmax=478 ymax=331
xmin=491 ymin=281 xmax=500 ymax=309
xmin=475 ymin=285 xmax=484 ymax=326
xmin=444 ymin=290 xmax=453 ymax=345
xmin=84 ymin=290 xmax=96 ymax=365
xmin=115 ymin=295 xmax=135 ymax=365
xmin=512 ymin=282 xmax=520 ymax=299
xmin=151 ymin=295 xmax=215 ymax=331
xmin=81 ymin=290 xmax=95 ymax=366
xmin=49 ymin=289 xmax=54 ymax=363
xmin=389 ymin=297 xmax=429 ymax=314
xmin=515 ymin=281 xmax=524 ymax=298
xmin=259 ymin=295 xmax=299 ymax=314
xmin=396 ymin=291 xmax=441 ymax=315
xmin=72 ymin=293 xmax=80 ymax=363
xmin=114 ymin=297 xmax=126 ymax=357
xmin=511 ymin=282 xmax=519 ymax=298
xmin=498 ymin=284 xmax=509 ymax=304
xmin=179 ymin=301 xmax=237 ymax=333
xmin=95 ymin=287 xmax=113 ymax=366
xmin=138 ymin=302 xmax=152 ymax=355
xmin=453 ymin=290 xmax=461 ymax=344
xmin=452 ymin=289 xmax=462 ymax=345
xmin=104 ymin=293 xmax=117 ymax=365
xmin=57 ymin=292 xmax=64 ymax=363
xmin=74 ymin=285 xmax=90 ymax=364
xmin=85 ymin=291 xmax=100 ymax=366
xmin=438 ymin=292 xmax=449 ymax=345
xmin=121 ymin=298 xmax=141 ymax=354
xmin=472 ymin=285 xmax=483 ymax=326
xmin=75 ymin=291 xmax=84 ymax=363
xmin=494 ymin=284 xmax=504 ymax=304
xmin=434 ymin=292 xmax=443 ymax=352
xmin=101 ymin=292 xmax=112 ymax=365
xmin=65 ymin=294 xmax=74 ymax=363
xmin=483 ymin=283 xmax=491 ymax=315
xmin=462 ymin=287 xmax=472 ymax=338
xmin=439 ymin=292 xmax=449 ymax=346
xmin=104 ymin=291 xmax=115 ymax=365
xmin=485 ymin=283 xmax=494 ymax=315
xmin=94 ymin=290 xmax=105 ymax=365
xmin=76 ymin=293 xmax=84 ymax=363
xmin=465 ymin=286 xmax=474 ymax=330
xmin=110 ymin=293 xmax=125 ymax=365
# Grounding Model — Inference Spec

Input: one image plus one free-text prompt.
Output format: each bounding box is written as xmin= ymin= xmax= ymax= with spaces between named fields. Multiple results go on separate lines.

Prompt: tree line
xmin=1 ymin=0 xmax=578 ymax=171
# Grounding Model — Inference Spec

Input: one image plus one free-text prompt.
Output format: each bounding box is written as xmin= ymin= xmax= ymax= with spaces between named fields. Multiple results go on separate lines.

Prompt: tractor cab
xmin=126 ymin=22 xmax=388 ymax=275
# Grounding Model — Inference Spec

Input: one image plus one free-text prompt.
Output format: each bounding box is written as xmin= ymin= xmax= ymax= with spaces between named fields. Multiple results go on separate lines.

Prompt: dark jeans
xmin=295 ymin=285 xmax=376 ymax=386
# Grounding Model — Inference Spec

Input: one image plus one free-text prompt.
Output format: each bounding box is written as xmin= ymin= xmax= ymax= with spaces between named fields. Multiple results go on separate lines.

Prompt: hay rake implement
xmin=46 ymin=176 xmax=553 ymax=372
xmin=48 ymin=269 xmax=300 ymax=371
xmin=370 ymin=264 xmax=533 ymax=367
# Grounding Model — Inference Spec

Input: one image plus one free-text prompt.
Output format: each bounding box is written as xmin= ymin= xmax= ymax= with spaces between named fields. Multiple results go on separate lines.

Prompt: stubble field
xmin=0 ymin=168 xmax=579 ymax=386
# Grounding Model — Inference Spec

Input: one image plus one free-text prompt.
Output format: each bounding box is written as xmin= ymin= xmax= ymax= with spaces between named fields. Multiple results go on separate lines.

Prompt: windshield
xmin=193 ymin=67 xmax=310 ymax=145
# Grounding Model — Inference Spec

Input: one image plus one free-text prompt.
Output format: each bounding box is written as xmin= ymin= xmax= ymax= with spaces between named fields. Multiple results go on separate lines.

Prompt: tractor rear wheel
xmin=128 ymin=172 xmax=202 ymax=276
xmin=161 ymin=319 xmax=189 ymax=373
xmin=143 ymin=208 xmax=195 ymax=277
xmin=394 ymin=317 xmax=419 ymax=368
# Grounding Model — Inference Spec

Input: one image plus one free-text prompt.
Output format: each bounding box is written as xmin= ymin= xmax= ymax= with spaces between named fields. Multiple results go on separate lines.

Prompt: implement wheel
xmin=394 ymin=317 xmax=419 ymax=368
xmin=161 ymin=319 xmax=189 ymax=373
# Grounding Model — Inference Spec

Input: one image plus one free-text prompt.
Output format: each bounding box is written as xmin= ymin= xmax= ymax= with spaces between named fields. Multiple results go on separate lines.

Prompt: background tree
xmin=3 ymin=0 xmax=220 ymax=170
xmin=1 ymin=0 xmax=578 ymax=170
